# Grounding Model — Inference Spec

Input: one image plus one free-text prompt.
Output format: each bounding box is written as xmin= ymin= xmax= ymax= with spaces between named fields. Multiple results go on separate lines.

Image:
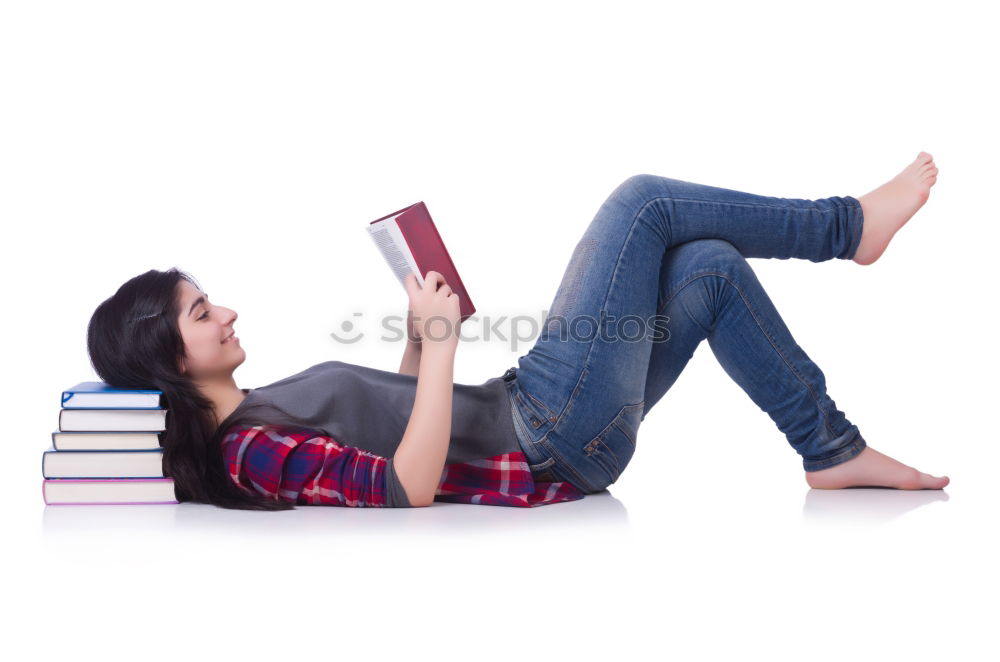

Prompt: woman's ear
xmin=177 ymin=356 xmax=186 ymax=375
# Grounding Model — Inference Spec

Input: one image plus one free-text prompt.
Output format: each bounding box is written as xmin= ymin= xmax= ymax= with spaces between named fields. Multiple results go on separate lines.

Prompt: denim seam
xmin=514 ymin=391 xmax=544 ymax=427
xmin=613 ymin=402 xmax=645 ymax=446
xmin=635 ymin=195 xmax=843 ymax=218
xmin=522 ymin=389 xmax=558 ymax=421
xmin=506 ymin=384 xmax=541 ymax=460
xmin=549 ymin=364 xmax=589 ymax=438
xmin=591 ymin=202 xmax=646 ymax=352
xmin=658 ymin=269 xmax=839 ymax=439
xmin=632 ymin=189 xmax=852 ymax=262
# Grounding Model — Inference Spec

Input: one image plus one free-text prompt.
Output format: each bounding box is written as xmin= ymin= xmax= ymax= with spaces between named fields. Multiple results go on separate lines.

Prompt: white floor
xmin=19 ymin=344 xmax=995 ymax=661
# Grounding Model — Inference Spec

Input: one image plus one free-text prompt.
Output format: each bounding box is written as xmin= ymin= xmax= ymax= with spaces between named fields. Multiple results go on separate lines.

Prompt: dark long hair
xmin=86 ymin=267 xmax=307 ymax=511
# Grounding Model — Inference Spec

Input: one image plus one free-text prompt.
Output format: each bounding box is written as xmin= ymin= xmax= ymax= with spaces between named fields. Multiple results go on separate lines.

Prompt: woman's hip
xmin=504 ymin=362 xmax=646 ymax=494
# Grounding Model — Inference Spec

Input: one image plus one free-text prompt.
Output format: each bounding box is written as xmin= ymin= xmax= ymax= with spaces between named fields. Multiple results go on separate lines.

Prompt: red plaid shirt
xmin=221 ymin=424 xmax=585 ymax=507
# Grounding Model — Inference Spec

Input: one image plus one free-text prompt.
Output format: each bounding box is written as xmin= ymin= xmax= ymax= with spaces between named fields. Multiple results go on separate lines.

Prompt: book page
xmin=367 ymin=216 xmax=424 ymax=288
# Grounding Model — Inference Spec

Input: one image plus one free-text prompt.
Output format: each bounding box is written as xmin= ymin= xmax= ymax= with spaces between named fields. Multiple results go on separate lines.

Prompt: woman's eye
xmin=198 ymin=311 xmax=209 ymax=320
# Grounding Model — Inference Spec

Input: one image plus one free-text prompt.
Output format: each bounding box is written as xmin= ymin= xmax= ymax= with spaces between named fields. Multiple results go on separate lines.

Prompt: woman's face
xmin=175 ymin=279 xmax=245 ymax=379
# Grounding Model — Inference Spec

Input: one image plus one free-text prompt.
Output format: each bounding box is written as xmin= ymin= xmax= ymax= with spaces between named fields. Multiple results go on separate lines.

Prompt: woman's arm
xmin=391 ymin=345 xmax=454 ymax=506
xmin=223 ymin=425 xmax=403 ymax=507
xmin=398 ymin=337 xmax=422 ymax=376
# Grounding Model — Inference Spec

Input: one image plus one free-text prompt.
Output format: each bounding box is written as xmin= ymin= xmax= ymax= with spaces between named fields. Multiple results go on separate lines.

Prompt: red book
xmin=367 ymin=201 xmax=476 ymax=322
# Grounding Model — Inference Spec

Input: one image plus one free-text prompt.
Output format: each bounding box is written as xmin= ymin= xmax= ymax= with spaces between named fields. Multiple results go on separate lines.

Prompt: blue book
xmin=61 ymin=381 xmax=163 ymax=409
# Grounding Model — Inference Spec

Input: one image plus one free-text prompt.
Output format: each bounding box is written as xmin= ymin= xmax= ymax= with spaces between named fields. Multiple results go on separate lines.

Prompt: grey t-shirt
xmin=231 ymin=360 xmax=521 ymax=507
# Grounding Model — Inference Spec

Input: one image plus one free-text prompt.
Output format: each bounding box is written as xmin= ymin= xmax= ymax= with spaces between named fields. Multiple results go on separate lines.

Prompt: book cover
xmin=368 ymin=201 xmax=477 ymax=321
xmin=62 ymin=381 xmax=164 ymax=409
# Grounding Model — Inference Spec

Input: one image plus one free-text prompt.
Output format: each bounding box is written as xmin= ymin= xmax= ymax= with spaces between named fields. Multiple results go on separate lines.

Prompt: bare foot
xmin=852 ymin=152 xmax=939 ymax=266
xmin=805 ymin=446 xmax=949 ymax=490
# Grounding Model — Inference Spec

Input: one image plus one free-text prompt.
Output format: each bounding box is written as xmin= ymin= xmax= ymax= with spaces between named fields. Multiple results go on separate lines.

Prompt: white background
xmin=3 ymin=0 xmax=997 ymax=659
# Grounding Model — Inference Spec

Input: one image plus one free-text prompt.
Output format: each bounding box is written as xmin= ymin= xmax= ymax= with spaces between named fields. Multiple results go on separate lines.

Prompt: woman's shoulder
xmin=243 ymin=360 xmax=350 ymax=394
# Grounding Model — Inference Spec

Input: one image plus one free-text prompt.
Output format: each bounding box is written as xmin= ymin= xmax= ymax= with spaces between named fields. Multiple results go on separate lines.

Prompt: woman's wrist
xmin=420 ymin=340 xmax=457 ymax=359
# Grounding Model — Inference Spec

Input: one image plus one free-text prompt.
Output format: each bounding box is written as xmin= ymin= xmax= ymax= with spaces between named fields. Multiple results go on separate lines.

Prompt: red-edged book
xmin=367 ymin=201 xmax=476 ymax=322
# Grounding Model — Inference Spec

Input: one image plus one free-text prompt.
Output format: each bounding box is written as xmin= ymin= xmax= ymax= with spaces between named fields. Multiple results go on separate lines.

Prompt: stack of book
xmin=42 ymin=381 xmax=178 ymax=505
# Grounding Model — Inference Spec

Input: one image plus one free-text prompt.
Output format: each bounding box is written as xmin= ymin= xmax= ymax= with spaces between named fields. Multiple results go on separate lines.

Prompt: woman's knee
xmin=667 ymin=238 xmax=747 ymax=274
xmin=612 ymin=173 xmax=669 ymax=205
xmin=600 ymin=174 xmax=672 ymax=217
xmin=658 ymin=240 xmax=752 ymax=321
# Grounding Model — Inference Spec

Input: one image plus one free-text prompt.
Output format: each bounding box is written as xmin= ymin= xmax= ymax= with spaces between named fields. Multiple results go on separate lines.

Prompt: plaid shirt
xmin=221 ymin=424 xmax=585 ymax=507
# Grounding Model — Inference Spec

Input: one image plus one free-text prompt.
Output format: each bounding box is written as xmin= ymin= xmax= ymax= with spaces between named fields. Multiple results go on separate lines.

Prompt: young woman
xmin=86 ymin=151 xmax=947 ymax=511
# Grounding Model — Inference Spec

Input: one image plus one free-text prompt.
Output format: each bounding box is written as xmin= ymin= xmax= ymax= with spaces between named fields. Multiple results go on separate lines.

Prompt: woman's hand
xmin=404 ymin=271 xmax=461 ymax=353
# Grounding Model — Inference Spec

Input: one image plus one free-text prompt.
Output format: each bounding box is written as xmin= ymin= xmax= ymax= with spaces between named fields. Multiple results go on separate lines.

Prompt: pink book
xmin=367 ymin=201 xmax=477 ymax=322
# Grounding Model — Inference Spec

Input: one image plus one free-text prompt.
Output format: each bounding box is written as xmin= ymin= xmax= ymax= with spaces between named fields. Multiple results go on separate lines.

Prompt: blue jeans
xmin=501 ymin=174 xmax=868 ymax=494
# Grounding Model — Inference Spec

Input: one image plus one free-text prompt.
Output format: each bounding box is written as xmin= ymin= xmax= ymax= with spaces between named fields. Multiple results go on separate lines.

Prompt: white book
xmin=42 ymin=447 xmax=165 ymax=478
xmin=58 ymin=408 xmax=167 ymax=432
xmin=52 ymin=430 xmax=162 ymax=450
xmin=43 ymin=478 xmax=178 ymax=505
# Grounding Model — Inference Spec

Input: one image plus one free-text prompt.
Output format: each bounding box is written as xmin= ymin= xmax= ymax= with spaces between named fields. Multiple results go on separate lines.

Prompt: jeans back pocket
xmin=582 ymin=401 xmax=644 ymax=488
